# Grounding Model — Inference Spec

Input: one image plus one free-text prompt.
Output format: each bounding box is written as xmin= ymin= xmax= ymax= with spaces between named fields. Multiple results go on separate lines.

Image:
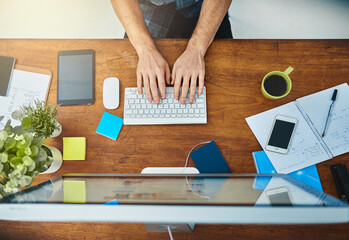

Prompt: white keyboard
xmin=124 ymin=87 xmax=207 ymax=125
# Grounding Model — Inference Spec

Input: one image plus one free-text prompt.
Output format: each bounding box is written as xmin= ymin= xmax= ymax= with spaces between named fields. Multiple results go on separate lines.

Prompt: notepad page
xmin=246 ymin=102 xmax=330 ymax=174
xmin=0 ymin=69 xmax=50 ymax=126
xmin=296 ymin=83 xmax=349 ymax=157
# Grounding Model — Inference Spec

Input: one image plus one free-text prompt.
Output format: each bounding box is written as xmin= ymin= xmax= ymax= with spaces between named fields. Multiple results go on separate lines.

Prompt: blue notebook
xmin=253 ymin=150 xmax=323 ymax=192
xmin=190 ymin=141 xmax=231 ymax=174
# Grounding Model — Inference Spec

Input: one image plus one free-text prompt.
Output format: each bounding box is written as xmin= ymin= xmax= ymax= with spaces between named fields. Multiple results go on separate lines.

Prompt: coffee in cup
xmin=261 ymin=66 xmax=294 ymax=99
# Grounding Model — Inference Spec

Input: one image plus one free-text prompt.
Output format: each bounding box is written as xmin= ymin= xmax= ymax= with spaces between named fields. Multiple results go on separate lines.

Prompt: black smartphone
xmin=57 ymin=49 xmax=95 ymax=106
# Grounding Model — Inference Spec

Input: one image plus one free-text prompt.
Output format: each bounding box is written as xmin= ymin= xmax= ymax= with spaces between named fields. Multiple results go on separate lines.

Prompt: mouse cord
xmin=167 ymin=225 xmax=174 ymax=240
xmin=182 ymin=141 xmax=211 ymax=171
xmin=182 ymin=141 xmax=212 ymax=200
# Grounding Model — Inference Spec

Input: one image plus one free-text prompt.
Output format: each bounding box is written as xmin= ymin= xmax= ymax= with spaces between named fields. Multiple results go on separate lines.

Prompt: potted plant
xmin=12 ymin=100 xmax=61 ymax=138
xmin=0 ymin=119 xmax=55 ymax=199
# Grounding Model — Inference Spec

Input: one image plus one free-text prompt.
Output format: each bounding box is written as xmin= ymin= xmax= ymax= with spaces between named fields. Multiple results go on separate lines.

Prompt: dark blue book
xmin=253 ymin=150 xmax=323 ymax=192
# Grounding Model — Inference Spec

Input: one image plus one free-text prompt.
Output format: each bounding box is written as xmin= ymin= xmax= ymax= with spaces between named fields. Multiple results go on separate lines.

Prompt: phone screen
xmin=267 ymin=120 xmax=296 ymax=149
xmin=268 ymin=192 xmax=293 ymax=206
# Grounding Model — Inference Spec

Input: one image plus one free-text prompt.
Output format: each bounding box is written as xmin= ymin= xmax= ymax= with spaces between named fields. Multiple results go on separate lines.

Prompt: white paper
xmin=246 ymin=102 xmax=329 ymax=174
xmin=0 ymin=69 xmax=50 ymax=127
xmin=296 ymin=83 xmax=349 ymax=157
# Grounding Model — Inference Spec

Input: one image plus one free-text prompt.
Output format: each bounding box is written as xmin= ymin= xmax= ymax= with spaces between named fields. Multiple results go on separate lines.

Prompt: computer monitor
xmin=1 ymin=174 xmax=348 ymax=228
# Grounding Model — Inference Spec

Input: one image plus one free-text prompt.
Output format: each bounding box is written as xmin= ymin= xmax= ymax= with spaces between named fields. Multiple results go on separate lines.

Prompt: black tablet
xmin=57 ymin=49 xmax=95 ymax=105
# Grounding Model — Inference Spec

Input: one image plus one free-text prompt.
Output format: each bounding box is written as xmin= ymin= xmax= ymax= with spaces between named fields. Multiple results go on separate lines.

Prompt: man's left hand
xmin=172 ymin=45 xmax=205 ymax=104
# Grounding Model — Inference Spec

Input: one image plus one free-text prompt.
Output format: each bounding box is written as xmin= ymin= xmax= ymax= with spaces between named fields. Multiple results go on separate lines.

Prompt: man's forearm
xmin=110 ymin=0 xmax=156 ymax=54
xmin=188 ymin=0 xmax=232 ymax=55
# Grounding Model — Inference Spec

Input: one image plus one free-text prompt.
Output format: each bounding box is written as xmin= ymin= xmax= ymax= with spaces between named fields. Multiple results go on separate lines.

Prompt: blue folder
xmin=253 ymin=150 xmax=323 ymax=192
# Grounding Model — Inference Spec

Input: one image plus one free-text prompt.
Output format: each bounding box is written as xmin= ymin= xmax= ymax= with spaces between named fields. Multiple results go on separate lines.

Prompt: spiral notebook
xmin=246 ymin=83 xmax=349 ymax=174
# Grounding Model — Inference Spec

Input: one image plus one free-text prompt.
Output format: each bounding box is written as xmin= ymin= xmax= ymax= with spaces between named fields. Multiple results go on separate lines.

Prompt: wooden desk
xmin=0 ymin=39 xmax=348 ymax=239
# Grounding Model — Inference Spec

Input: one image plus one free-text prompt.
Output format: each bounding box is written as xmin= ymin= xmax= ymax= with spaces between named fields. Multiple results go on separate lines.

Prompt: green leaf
xmin=16 ymin=139 xmax=26 ymax=149
xmin=0 ymin=152 xmax=8 ymax=163
xmin=16 ymin=148 xmax=25 ymax=157
xmin=19 ymin=175 xmax=32 ymax=187
xmin=9 ymin=156 xmax=22 ymax=167
xmin=21 ymin=117 xmax=31 ymax=130
xmin=0 ymin=140 xmax=4 ymax=150
xmin=22 ymin=156 xmax=33 ymax=167
xmin=0 ymin=131 xmax=7 ymax=141
xmin=36 ymin=147 xmax=48 ymax=162
xmin=4 ymin=137 xmax=16 ymax=151
xmin=30 ymin=145 xmax=39 ymax=156
xmin=23 ymin=133 xmax=33 ymax=146
xmin=32 ymin=137 xmax=44 ymax=146
xmin=24 ymin=146 xmax=32 ymax=156
xmin=0 ymin=115 xmax=4 ymax=122
xmin=11 ymin=110 xmax=23 ymax=120
xmin=28 ymin=161 xmax=36 ymax=172
xmin=0 ymin=163 xmax=3 ymax=171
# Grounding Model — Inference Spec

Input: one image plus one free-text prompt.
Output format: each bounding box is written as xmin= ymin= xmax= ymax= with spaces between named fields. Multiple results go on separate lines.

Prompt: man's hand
xmin=137 ymin=48 xmax=171 ymax=104
xmin=172 ymin=44 xmax=205 ymax=104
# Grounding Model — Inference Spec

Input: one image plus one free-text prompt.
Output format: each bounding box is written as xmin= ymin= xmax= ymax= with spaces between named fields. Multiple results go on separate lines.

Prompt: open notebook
xmin=246 ymin=83 xmax=349 ymax=174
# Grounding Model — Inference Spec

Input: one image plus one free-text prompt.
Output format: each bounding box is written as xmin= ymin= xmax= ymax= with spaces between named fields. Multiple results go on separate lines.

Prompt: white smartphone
xmin=265 ymin=115 xmax=297 ymax=154
xmin=266 ymin=187 xmax=293 ymax=206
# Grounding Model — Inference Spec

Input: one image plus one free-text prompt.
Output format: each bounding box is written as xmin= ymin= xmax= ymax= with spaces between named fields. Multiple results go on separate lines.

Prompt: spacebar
xmin=124 ymin=118 xmax=207 ymax=125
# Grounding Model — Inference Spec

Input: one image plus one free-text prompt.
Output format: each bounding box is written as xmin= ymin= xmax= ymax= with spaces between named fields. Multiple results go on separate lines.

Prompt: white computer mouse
xmin=103 ymin=77 xmax=120 ymax=109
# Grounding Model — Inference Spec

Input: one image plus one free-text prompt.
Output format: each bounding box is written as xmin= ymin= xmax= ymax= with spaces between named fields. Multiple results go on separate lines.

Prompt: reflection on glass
xmin=1 ymin=174 xmax=346 ymax=207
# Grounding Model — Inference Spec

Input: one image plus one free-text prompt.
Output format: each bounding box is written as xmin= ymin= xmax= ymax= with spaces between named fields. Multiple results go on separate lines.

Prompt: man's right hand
xmin=137 ymin=48 xmax=171 ymax=104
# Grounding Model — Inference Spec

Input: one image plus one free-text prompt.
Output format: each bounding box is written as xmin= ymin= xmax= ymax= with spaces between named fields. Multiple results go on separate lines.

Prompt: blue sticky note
xmin=96 ymin=112 xmax=123 ymax=140
xmin=190 ymin=141 xmax=231 ymax=173
xmin=105 ymin=199 xmax=119 ymax=205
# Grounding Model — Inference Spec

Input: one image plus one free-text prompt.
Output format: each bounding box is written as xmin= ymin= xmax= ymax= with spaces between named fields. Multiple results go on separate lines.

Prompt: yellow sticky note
xmin=63 ymin=137 xmax=86 ymax=160
xmin=63 ymin=180 xmax=86 ymax=203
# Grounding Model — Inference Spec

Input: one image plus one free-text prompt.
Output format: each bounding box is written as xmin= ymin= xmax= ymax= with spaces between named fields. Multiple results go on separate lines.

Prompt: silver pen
xmin=322 ymin=89 xmax=338 ymax=138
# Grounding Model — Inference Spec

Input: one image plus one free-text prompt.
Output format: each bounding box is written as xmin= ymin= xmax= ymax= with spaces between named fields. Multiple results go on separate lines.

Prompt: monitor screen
xmin=0 ymin=174 xmax=348 ymax=224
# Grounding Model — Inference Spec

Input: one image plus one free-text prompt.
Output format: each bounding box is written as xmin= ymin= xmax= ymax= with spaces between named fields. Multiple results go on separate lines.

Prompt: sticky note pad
xmin=190 ymin=141 xmax=231 ymax=173
xmin=63 ymin=137 xmax=86 ymax=160
xmin=96 ymin=112 xmax=123 ymax=140
xmin=63 ymin=180 xmax=86 ymax=203
xmin=105 ymin=199 xmax=119 ymax=205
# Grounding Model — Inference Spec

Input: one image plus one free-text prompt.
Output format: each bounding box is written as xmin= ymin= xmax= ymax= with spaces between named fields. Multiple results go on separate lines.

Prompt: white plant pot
xmin=41 ymin=146 xmax=63 ymax=174
xmin=50 ymin=121 xmax=62 ymax=138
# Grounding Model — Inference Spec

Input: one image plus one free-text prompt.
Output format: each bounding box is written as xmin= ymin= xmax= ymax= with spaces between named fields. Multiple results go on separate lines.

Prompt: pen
xmin=322 ymin=89 xmax=338 ymax=138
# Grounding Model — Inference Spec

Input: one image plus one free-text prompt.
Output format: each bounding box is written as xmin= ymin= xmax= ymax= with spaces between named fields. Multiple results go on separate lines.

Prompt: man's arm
xmin=172 ymin=0 xmax=232 ymax=104
xmin=110 ymin=0 xmax=170 ymax=104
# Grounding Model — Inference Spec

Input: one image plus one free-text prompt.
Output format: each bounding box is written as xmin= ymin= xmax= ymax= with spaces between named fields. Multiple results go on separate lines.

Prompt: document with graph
xmin=246 ymin=83 xmax=349 ymax=174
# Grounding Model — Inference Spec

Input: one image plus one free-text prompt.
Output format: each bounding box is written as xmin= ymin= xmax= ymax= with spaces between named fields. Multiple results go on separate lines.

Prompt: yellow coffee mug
xmin=261 ymin=66 xmax=294 ymax=99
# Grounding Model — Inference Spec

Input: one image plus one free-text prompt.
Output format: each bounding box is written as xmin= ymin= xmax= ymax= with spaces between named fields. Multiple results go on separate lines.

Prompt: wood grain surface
xmin=0 ymin=39 xmax=349 ymax=240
